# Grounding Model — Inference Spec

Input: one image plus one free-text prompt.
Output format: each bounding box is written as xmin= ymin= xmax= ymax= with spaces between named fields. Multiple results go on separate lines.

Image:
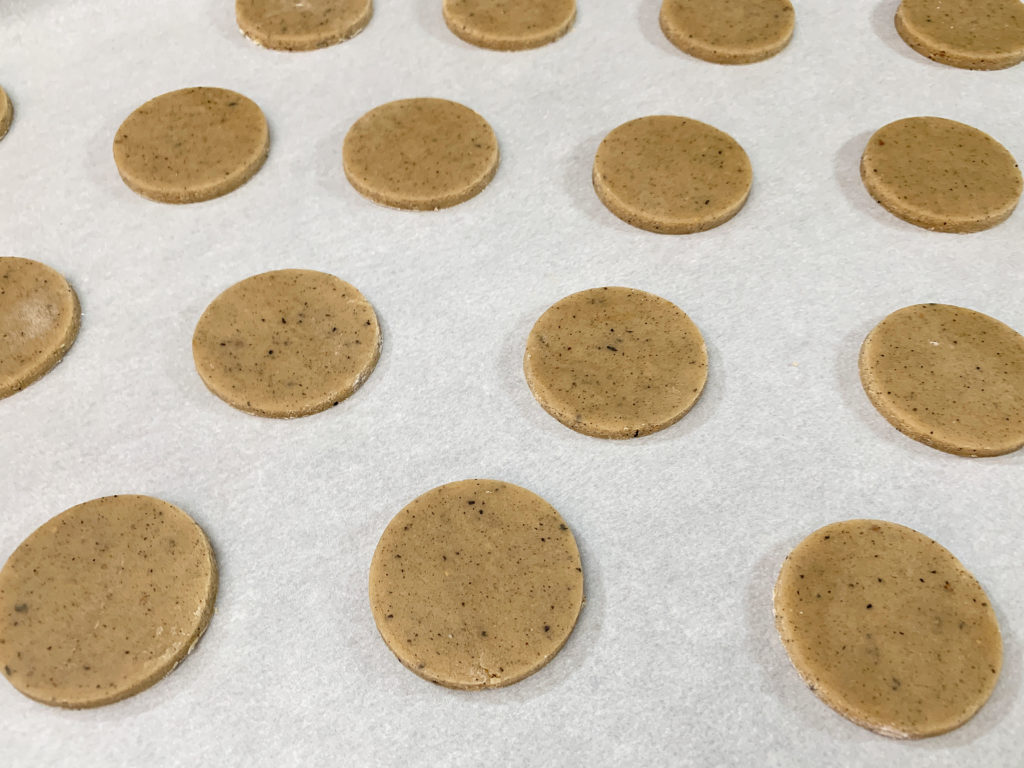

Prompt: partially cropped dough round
xmin=859 ymin=303 xmax=1024 ymax=457
xmin=0 ymin=85 xmax=12 ymax=141
xmin=236 ymin=0 xmax=373 ymax=51
xmin=660 ymin=0 xmax=795 ymax=64
xmin=443 ymin=0 xmax=576 ymax=50
xmin=369 ymin=479 xmax=584 ymax=689
xmin=774 ymin=519 xmax=1002 ymax=738
xmin=0 ymin=495 xmax=218 ymax=708
xmin=895 ymin=0 xmax=1024 ymax=70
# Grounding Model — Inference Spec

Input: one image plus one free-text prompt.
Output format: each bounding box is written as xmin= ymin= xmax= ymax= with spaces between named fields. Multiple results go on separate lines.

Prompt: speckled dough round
xmin=859 ymin=303 xmax=1024 ymax=457
xmin=343 ymin=98 xmax=499 ymax=210
xmin=192 ymin=269 xmax=381 ymax=418
xmin=895 ymin=0 xmax=1024 ymax=70
xmin=0 ymin=86 xmax=12 ymax=141
xmin=0 ymin=257 xmax=81 ymax=400
xmin=524 ymin=287 xmax=708 ymax=439
xmin=593 ymin=116 xmax=752 ymax=233
xmin=0 ymin=495 xmax=218 ymax=708
xmin=369 ymin=479 xmax=584 ymax=689
xmin=660 ymin=0 xmax=795 ymax=64
xmin=236 ymin=0 xmax=373 ymax=51
xmin=113 ymin=87 xmax=269 ymax=203
xmin=774 ymin=519 xmax=1002 ymax=738
xmin=860 ymin=117 xmax=1022 ymax=233
xmin=443 ymin=0 xmax=576 ymax=50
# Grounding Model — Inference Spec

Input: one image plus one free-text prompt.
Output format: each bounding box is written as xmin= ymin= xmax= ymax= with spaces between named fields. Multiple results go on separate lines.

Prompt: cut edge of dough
xmin=658 ymin=2 xmax=795 ymax=65
xmin=894 ymin=4 xmax=1024 ymax=71
xmin=236 ymin=0 xmax=373 ymax=52
xmin=0 ymin=88 xmax=13 ymax=141
xmin=442 ymin=2 xmax=576 ymax=51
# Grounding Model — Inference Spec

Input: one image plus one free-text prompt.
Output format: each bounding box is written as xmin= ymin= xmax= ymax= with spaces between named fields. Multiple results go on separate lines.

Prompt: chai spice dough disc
xmin=0 ymin=86 xmax=12 ymax=141
xmin=524 ymin=287 xmax=708 ymax=439
xmin=659 ymin=0 xmax=795 ymax=64
xmin=895 ymin=0 xmax=1024 ymax=70
xmin=860 ymin=117 xmax=1022 ymax=233
xmin=369 ymin=479 xmax=584 ymax=689
xmin=113 ymin=87 xmax=269 ymax=203
xmin=192 ymin=269 xmax=381 ymax=418
xmin=0 ymin=495 xmax=218 ymax=708
xmin=0 ymin=257 xmax=81 ymax=400
xmin=442 ymin=0 xmax=576 ymax=50
xmin=236 ymin=0 xmax=373 ymax=51
xmin=859 ymin=303 xmax=1024 ymax=457
xmin=343 ymin=98 xmax=499 ymax=210
xmin=593 ymin=116 xmax=752 ymax=233
xmin=774 ymin=519 xmax=1002 ymax=738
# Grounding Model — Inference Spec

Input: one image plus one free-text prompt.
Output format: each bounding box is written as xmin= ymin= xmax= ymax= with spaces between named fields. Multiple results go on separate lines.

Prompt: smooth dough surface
xmin=524 ymin=287 xmax=708 ymax=439
xmin=192 ymin=269 xmax=381 ymax=418
xmin=0 ymin=86 xmax=12 ymax=141
xmin=660 ymin=0 xmax=795 ymax=64
xmin=369 ymin=479 xmax=584 ymax=689
xmin=443 ymin=0 xmax=576 ymax=50
xmin=0 ymin=495 xmax=218 ymax=708
xmin=0 ymin=257 xmax=81 ymax=400
xmin=236 ymin=0 xmax=373 ymax=51
xmin=774 ymin=519 xmax=1002 ymax=739
xmin=859 ymin=303 xmax=1024 ymax=457
xmin=896 ymin=0 xmax=1024 ymax=70
xmin=113 ymin=87 xmax=269 ymax=204
xmin=860 ymin=116 xmax=1022 ymax=233
xmin=343 ymin=98 xmax=499 ymax=210
xmin=593 ymin=115 xmax=752 ymax=234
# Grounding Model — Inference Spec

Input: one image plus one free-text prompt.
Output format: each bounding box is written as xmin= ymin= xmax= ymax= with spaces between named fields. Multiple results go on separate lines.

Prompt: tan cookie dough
xmin=860 ymin=117 xmax=1022 ymax=233
xmin=369 ymin=479 xmax=584 ymax=689
xmin=660 ymin=0 xmax=795 ymax=64
xmin=593 ymin=116 xmax=752 ymax=234
xmin=236 ymin=0 xmax=373 ymax=51
xmin=0 ymin=495 xmax=218 ymax=709
xmin=859 ymin=303 xmax=1024 ymax=457
xmin=192 ymin=269 xmax=381 ymax=418
xmin=443 ymin=0 xmax=576 ymax=50
xmin=774 ymin=519 xmax=1002 ymax=739
xmin=113 ymin=87 xmax=269 ymax=204
xmin=896 ymin=0 xmax=1024 ymax=70
xmin=0 ymin=86 xmax=12 ymax=141
xmin=0 ymin=258 xmax=81 ymax=400
xmin=343 ymin=98 xmax=499 ymax=210
xmin=523 ymin=287 xmax=708 ymax=439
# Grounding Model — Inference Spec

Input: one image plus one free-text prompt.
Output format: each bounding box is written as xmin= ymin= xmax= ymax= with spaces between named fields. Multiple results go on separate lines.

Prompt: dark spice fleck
xmin=13 ymin=603 xmax=27 ymax=613
xmin=606 ymin=345 xmax=618 ymax=351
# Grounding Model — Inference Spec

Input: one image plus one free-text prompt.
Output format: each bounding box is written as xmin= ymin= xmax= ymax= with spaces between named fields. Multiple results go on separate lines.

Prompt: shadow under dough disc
xmin=442 ymin=0 xmax=576 ymax=50
xmin=659 ymin=0 xmax=795 ymax=64
xmin=236 ymin=0 xmax=373 ymax=51
xmin=0 ymin=85 xmax=12 ymax=141
xmin=895 ymin=0 xmax=1024 ymax=70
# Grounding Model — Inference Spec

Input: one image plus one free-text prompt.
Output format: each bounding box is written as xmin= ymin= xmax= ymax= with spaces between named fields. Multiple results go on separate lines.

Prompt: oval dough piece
xmin=113 ymin=87 xmax=269 ymax=204
xmin=523 ymin=287 xmax=708 ymax=439
xmin=369 ymin=479 xmax=584 ymax=689
xmin=859 ymin=303 xmax=1024 ymax=457
xmin=860 ymin=117 xmax=1022 ymax=233
xmin=774 ymin=519 xmax=1002 ymax=739
xmin=0 ymin=257 xmax=81 ymax=400
xmin=0 ymin=495 xmax=218 ymax=708
xmin=660 ymin=0 xmax=795 ymax=64
xmin=895 ymin=0 xmax=1024 ymax=70
xmin=343 ymin=98 xmax=499 ymax=210
xmin=442 ymin=0 xmax=576 ymax=50
xmin=192 ymin=269 xmax=381 ymax=418
xmin=0 ymin=85 xmax=12 ymax=141
xmin=236 ymin=0 xmax=373 ymax=51
xmin=593 ymin=116 xmax=752 ymax=234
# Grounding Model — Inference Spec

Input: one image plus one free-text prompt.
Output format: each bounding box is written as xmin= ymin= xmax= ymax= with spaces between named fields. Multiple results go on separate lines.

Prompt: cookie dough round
xmin=0 ymin=257 xmax=81 ymax=400
xmin=0 ymin=85 xmax=12 ymax=141
xmin=113 ymin=87 xmax=269 ymax=204
xmin=192 ymin=269 xmax=381 ymax=418
xmin=895 ymin=0 xmax=1024 ymax=70
xmin=593 ymin=116 xmax=752 ymax=233
xmin=774 ymin=519 xmax=1002 ymax=739
xmin=860 ymin=117 xmax=1022 ymax=233
xmin=236 ymin=0 xmax=373 ymax=51
xmin=660 ymin=0 xmax=795 ymax=64
xmin=0 ymin=495 xmax=218 ymax=708
xmin=342 ymin=98 xmax=499 ymax=210
xmin=523 ymin=287 xmax=708 ymax=439
xmin=443 ymin=0 xmax=576 ymax=50
xmin=859 ymin=303 xmax=1024 ymax=457
xmin=369 ymin=479 xmax=584 ymax=689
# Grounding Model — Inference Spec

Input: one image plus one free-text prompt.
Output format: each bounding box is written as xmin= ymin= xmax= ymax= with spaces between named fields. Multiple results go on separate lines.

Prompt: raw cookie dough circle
xmin=0 ymin=495 xmax=218 ymax=708
xmin=236 ymin=0 xmax=373 ymax=51
xmin=0 ymin=257 xmax=81 ymax=400
xmin=660 ymin=0 xmax=795 ymax=64
xmin=774 ymin=519 xmax=1002 ymax=738
xmin=369 ymin=479 xmax=584 ymax=689
xmin=192 ymin=269 xmax=381 ymax=418
xmin=342 ymin=98 xmax=499 ymax=210
xmin=113 ymin=87 xmax=269 ymax=204
xmin=593 ymin=116 xmax=752 ymax=234
xmin=523 ymin=287 xmax=708 ymax=439
xmin=859 ymin=303 xmax=1024 ymax=457
xmin=442 ymin=0 xmax=576 ymax=50
xmin=860 ymin=117 xmax=1022 ymax=233
xmin=895 ymin=0 xmax=1024 ymax=70
xmin=0 ymin=85 xmax=12 ymax=141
